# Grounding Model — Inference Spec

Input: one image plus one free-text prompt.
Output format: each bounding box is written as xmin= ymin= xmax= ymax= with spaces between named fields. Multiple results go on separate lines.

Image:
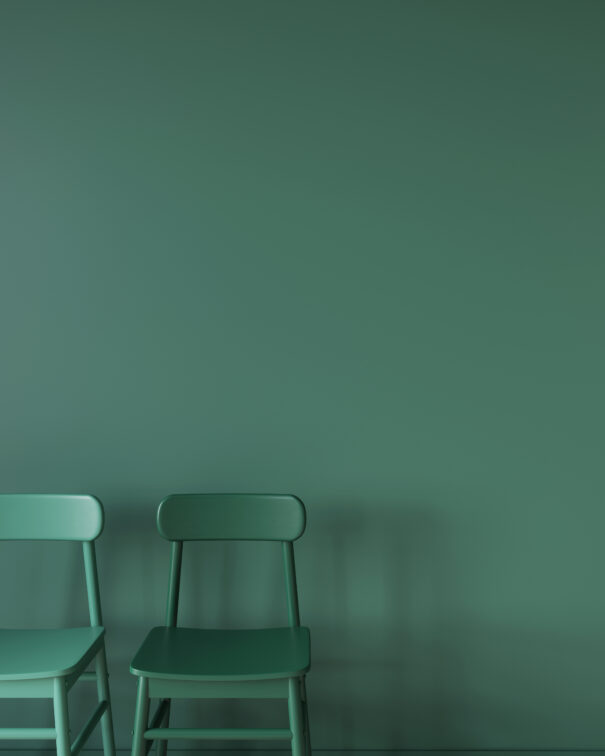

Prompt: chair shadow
xmin=300 ymin=497 xmax=457 ymax=750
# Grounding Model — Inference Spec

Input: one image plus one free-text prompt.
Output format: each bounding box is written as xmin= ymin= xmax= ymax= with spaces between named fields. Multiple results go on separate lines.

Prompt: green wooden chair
xmin=130 ymin=493 xmax=311 ymax=756
xmin=0 ymin=494 xmax=116 ymax=756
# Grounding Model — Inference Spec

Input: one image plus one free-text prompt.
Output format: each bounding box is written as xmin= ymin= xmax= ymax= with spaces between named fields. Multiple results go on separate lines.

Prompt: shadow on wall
xmin=301 ymin=501 xmax=605 ymax=750
xmin=0 ymin=497 xmax=456 ymax=752
xmin=302 ymin=500 xmax=457 ymax=750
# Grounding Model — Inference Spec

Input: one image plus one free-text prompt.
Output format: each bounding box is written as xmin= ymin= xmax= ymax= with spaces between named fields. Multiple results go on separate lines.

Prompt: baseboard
xmin=3 ymin=750 xmax=605 ymax=755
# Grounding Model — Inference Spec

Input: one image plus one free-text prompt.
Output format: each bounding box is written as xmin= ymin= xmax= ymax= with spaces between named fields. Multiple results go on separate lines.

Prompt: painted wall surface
xmin=1 ymin=0 xmax=605 ymax=751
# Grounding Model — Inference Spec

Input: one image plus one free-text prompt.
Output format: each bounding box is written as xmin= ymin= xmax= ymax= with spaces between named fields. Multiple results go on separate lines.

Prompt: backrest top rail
xmin=157 ymin=493 xmax=306 ymax=542
xmin=0 ymin=494 xmax=104 ymax=541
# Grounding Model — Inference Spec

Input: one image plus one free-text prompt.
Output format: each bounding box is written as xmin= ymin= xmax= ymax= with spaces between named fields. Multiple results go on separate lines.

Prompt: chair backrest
xmin=157 ymin=494 xmax=306 ymax=627
xmin=0 ymin=494 xmax=106 ymax=626
xmin=0 ymin=494 xmax=104 ymax=541
xmin=157 ymin=493 xmax=305 ymax=541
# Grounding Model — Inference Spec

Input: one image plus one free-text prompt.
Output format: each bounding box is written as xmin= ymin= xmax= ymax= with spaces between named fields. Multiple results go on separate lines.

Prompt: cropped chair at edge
xmin=0 ymin=494 xmax=116 ymax=756
xmin=130 ymin=493 xmax=312 ymax=756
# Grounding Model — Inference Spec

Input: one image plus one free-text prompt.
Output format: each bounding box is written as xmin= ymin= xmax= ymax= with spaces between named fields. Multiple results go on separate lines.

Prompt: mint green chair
xmin=0 ymin=494 xmax=116 ymax=756
xmin=130 ymin=493 xmax=311 ymax=756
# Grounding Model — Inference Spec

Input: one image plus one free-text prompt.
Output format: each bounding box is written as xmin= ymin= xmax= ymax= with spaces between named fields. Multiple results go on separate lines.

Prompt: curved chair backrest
xmin=0 ymin=494 xmax=104 ymax=541
xmin=157 ymin=493 xmax=306 ymax=542
xmin=0 ymin=494 xmax=106 ymax=627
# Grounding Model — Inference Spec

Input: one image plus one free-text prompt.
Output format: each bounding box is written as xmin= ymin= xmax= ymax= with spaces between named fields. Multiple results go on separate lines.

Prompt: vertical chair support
xmin=132 ymin=676 xmax=150 ymax=756
xmin=283 ymin=541 xmax=300 ymax=627
xmin=83 ymin=541 xmax=116 ymax=756
xmin=156 ymin=702 xmax=170 ymax=756
xmin=288 ymin=677 xmax=305 ymax=756
xmin=158 ymin=540 xmax=183 ymax=755
xmin=166 ymin=541 xmax=183 ymax=627
xmin=284 ymin=541 xmax=311 ymax=754
xmin=300 ymin=676 xmax=312 ymax=756
xmin=83 ymin=541 xmax=103 ymax=626
xmin=96 ymin=645 xmax=117 ymax=756
xmin=53 ymin=677 xmax=70 ymax=756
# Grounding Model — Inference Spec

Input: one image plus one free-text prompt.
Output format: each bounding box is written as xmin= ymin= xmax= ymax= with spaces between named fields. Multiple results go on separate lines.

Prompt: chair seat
xmin=131 ymin=626 xmax=310 ymax=681
xmin=0 ymin=627 xmax=105 ymax=680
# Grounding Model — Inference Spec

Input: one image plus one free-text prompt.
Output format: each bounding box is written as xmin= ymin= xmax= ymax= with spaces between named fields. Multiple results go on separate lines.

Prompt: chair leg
xmin=300 ymin=677 xmax=312 ymax=756
xmin=96 ymin=645 xmax=117 ymax=756
xmin=288 ymin=677 xmax=305 ymax=756
xmin=132 ymin=677 xmax=150 ymax=756
xmin=157 ymin=699 xmax=171 ymax=755
xmin=53 ymin=677 xmax=71 ymax=756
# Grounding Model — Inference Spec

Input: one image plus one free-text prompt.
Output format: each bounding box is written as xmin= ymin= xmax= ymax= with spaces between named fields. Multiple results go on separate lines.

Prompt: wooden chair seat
xmin=0 ymin=627 xmax=105 ymax=680
xmin=131 ymin=626 xmax=310 ymax=681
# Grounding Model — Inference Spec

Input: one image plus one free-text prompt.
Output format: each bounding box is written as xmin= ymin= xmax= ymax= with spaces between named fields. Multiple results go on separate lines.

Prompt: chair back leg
xmin=300 ymin=677 xmax=312 ymax=756
xmin=157 ymin=701 xmax=170 ymax=755
xmin=288 ymin=677 xmax=305 ymax=756
xmin=95 ymin=646 xmax=116 ymax=756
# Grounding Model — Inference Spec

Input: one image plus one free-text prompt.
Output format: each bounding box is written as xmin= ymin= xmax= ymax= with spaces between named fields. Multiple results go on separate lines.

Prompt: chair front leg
xmin=288 ymin=677 xmax=305 ymax=756
xmin=53 ymin=677 xmax=71 ymax=756
xmin=132 ymin=677 xmax=150 ymax=756
xmin=96 ymin=645 xmax=116 ymax=756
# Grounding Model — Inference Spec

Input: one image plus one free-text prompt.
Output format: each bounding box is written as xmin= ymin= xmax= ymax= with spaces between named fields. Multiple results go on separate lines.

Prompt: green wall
xmin=1 ymin=0 xmax=605 ymax=750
